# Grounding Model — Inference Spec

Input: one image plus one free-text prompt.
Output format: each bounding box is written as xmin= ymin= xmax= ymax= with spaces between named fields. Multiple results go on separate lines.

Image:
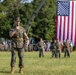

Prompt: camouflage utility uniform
xmin=55 ymin=40 xmax=61 ymax=58
xmin=9 ymin=17 xmax=29 ymax=74
xmin=51 ymin=40 xmax=56 ymax=58
xmin=38 ymin=38 xmax=45 ymax=57
xmin=10 ymin=26 xmax=25 ymax=68
xmin=64 ymin=40 xmax=71 ymax=57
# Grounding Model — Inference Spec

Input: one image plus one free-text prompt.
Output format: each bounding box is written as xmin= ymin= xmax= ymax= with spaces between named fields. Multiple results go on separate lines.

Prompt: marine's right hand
xmin=15 ymin=26 xmax=20 ymax=30
xmin=13 ymin=29 xmax=17 ymax=33
xmin=9 ymin=29 xmax=16 ymax=37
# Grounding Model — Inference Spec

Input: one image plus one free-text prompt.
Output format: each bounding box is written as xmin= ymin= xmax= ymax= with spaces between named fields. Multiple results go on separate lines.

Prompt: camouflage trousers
xmin=52 ymin=49 xmax=56 ymax=58
xmin=64 ymin=49 xmax=70 ymax=57
xmin=39 ymin=49 xmax=44 ymax=57
xmin=10 ymin=47 xmax=24 ymax=68
xmin=56 ymin=49 xmax=61 ymax=58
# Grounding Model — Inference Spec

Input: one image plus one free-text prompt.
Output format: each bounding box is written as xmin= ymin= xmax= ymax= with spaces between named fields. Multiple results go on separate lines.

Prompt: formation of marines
xmin=51 ymin=39 xmax=71 ymax=58
xmin=37 ymin=38 xmax=72 ymax=58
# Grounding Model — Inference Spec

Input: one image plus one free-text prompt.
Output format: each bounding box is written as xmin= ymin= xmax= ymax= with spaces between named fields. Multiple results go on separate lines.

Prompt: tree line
xmin=0 ymin=0 xmax=56 ymax=40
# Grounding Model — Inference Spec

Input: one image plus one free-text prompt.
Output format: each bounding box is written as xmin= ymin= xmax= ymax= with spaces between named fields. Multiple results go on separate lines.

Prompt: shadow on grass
xmin=0 ymin=70 xmax=10 ymax=74
xmin=0 ymin=70 xmax=20 ymax=74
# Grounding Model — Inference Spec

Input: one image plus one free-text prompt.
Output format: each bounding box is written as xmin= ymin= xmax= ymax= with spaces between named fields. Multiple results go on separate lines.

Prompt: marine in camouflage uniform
xmin=55 ymin=39 xmax=62 ymax=58
xmin=9 ymin=17 xmax=29 ymax=74
xmin=63 ymin=39 xmax=71 ymax=58
xmin=51 ymin=39 xmax=56 ymax=58
xmin=38 ymin=38 xmax=45 ymax=57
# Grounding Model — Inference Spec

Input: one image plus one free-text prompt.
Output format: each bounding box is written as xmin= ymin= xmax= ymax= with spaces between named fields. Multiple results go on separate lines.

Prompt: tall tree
xmin=30 ymin=0 xmax=56 ymax=40
xmin=0 ymin=0 xmax=21 ymax=38
xmin=0 ymin=0 xmax=56 ymax=40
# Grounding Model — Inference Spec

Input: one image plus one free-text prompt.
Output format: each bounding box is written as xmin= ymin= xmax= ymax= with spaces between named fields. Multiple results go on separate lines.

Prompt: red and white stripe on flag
xmin=56 ymin=1 xmax=76 ymax=46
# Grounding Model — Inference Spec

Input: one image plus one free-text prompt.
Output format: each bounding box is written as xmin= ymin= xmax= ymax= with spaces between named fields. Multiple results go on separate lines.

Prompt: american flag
xmin=56 ymin=1 xmax=76 ymax=46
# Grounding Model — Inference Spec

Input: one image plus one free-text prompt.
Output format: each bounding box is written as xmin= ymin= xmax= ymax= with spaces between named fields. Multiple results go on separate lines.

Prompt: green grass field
xmin=0 ymin=51 xmax=76 ymax=75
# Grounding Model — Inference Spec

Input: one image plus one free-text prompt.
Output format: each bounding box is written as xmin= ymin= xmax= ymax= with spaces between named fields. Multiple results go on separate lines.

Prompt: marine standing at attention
xmin=9 ymin=17 xmax=29 ymax=74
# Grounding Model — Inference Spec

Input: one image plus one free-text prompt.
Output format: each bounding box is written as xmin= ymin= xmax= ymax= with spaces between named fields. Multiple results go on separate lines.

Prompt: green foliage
xmin=0 ymin=17 xmax=11 ymax=38
xmin=31 ymin=0 xmax=56 ymax=40
xmin=0 ymin=13 xmax=6 ymax=19
xmin=0 ymin=3 xmax=7 ymax=12
xmin=0 ymin=0 xmax=56 ymax=40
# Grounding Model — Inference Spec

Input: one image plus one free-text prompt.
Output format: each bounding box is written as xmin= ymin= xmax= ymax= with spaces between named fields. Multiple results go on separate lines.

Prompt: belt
xmin=13 ymin=38 xmax=23 ymax=41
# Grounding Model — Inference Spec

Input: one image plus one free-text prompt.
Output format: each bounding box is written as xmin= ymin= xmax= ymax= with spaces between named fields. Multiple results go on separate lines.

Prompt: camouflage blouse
xmin=10 ymin=26 xmax=26 ymax=48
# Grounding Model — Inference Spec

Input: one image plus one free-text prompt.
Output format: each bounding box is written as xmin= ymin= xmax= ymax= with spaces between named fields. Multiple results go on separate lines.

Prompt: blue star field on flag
xmin=57 ymin=1 xmax=70 ymax=16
